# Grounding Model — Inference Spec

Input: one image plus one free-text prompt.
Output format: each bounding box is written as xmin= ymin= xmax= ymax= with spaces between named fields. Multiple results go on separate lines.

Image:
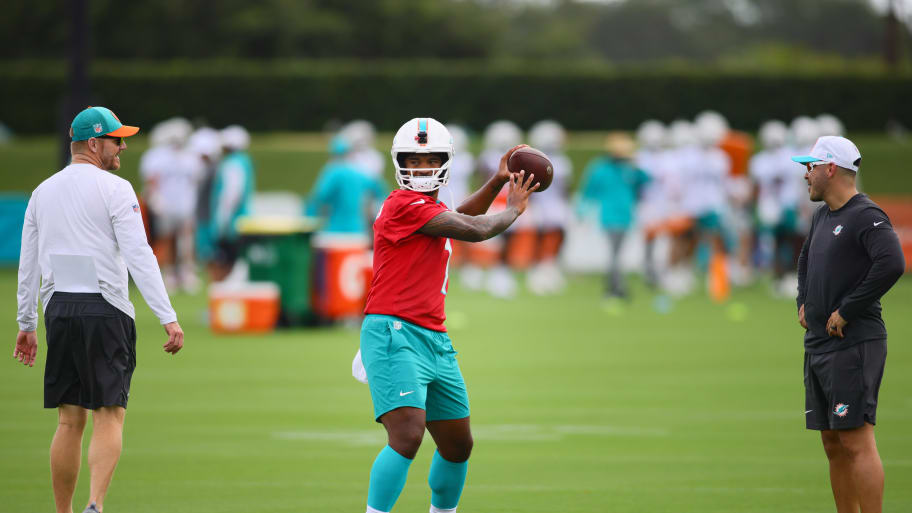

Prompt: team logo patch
xmin=832 ymin=225 xmax=843 ymax=236
xmin=834 ymin=403 xmax=849 ymax=417
xmin=93 ymin=123 xmax=103 ymax=133
xmin=132 ymin=203 xmax=140 ymax=213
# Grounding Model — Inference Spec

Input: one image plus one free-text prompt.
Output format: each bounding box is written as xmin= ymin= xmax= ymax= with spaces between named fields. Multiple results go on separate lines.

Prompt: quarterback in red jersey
xmin=356 ymin=117 xmax=537 ymax=513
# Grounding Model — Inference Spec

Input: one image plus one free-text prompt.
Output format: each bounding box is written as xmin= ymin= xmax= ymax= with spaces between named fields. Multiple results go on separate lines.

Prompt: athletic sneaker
xmin=82 ymin=503 xmax=101 ymax=513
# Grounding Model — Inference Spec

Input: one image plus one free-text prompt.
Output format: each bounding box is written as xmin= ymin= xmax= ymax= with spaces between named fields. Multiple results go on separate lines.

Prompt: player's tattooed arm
xmin=419 ymin=208 xmax=520 ymax=242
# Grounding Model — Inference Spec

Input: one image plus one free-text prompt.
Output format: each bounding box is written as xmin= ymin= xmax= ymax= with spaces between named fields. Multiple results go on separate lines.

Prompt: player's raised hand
xmin=506 ymin=170 xmax=540 ymax=214
xmin=13 ymin=330 xmax=37 ymax=367
xmin=496 ymin=144 xmax=529 ymax=185
xmin=163 ymin=321 xmax=184 ymax=355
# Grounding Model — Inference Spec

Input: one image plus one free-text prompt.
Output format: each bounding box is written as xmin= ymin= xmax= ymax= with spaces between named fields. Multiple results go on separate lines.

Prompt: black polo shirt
xmin=797 ymin=194 xmax=905 ymax=354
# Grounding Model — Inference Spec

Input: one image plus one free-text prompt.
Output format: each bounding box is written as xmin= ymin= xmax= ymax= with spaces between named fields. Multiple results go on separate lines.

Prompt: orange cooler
xmin=312 ymin=233 xmax=373 ymax=320
xmin=209 ymin=282 xmax=281 ymax=334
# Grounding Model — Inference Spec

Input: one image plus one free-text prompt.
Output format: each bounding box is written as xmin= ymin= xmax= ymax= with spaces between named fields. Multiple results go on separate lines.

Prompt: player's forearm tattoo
xmin=419 ymin=208 xmax=520 ymax=242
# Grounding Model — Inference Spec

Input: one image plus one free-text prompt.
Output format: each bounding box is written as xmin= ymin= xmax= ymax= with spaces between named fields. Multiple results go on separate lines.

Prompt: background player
xmin=526 ymin=120 xmax=572 ymax=295
xmin=357 ymin=117 xmax=538 ymax=513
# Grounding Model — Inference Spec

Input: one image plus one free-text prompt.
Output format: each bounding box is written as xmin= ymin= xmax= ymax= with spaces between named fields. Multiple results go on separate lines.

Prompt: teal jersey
xmin=579 ymin=156 xmax=650 ymax=230
xmin=307 ymin=160 xmax=387 ymax=234
xmin=211 ymin=151 xmax=255 ymax=240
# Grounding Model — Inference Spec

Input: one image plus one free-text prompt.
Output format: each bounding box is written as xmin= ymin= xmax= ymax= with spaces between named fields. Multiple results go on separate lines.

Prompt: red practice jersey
xmin=364 ymin=189 xmax=452 ymax=331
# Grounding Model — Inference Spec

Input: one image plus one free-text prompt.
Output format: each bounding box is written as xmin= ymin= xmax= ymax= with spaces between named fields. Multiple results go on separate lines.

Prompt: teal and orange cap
xmin=70 ymin=106 xmax=139 ymax=142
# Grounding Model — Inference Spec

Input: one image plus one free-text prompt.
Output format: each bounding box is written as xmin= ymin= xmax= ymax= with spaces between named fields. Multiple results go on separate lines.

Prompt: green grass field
xmin=2 ymin=132 xmax=911 ymax=511
xmin=2 ymin=268 xmax=911 ymax=513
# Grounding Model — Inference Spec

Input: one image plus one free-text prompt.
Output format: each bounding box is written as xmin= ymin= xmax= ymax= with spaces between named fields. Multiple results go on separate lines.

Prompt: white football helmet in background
xmin=790 ymin=116 xmax=820 ymax=149
xmin=528 ymin=120 xmax=566 ymax=153
xmin=221 ymin=125 xmax=251 ymax=151
xmin=816 ymin=114 xmax=845 ymax=137
xmin=340 ymin=119 xmax=376 ymax=150
xmin=483 ymin=120 xmax=522 ymax=153
xmin=758 ymin=120 xmax=788 ymax=149
xmin=446 ymin=123 xmax=469 ymax=153
xmin=636 ymin=119 xmax=666 ymax=150
xmin=391 ymin=117 xmax=454 ymax=192
xmin=669 ymin=119 xmax=697 ymax=148
xmin=694 ymin=110 xmax=729 ymax=147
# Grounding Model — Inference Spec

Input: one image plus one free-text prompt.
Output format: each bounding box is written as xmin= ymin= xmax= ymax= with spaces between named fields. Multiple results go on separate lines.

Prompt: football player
xmin=354 ymin=117 xmax=537 ymax=513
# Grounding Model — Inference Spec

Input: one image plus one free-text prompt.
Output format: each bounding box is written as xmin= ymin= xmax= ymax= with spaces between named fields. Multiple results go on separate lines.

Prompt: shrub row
xmin=3 ymin=61 xmax=910 ymax=133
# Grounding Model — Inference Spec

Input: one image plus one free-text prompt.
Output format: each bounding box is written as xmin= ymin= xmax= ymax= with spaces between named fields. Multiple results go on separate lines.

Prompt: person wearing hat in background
xmin=793 ymin=135 xmax=905 ymax=513
xmin=14 ymin=107 xmax=184 ymax=513
xmin=578 ymin=132 xmax=650 ymax=306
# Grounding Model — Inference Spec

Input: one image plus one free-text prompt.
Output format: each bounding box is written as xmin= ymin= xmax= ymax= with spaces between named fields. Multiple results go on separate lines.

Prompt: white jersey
xmin=347 ymin=148 xmax=385 ymax=179
xmin=635 ymin=148 xmax=672 ymax=226
xmin=438 ymin=152 xmax=474 ymax=209
xmin=140 ymin=145 xmax=200 ymax=219
xmin=750 ymin=146 xmax=799 ymax=225
xmin=530 ymin=152 xmax=572 ymax=229
xmin=17 ymin=164 xmax=177 ymax=331
xmin=681 ymin=146 xmax=730 ymax=217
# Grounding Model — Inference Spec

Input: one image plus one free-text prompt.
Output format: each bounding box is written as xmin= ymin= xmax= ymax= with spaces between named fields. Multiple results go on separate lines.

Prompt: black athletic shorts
xmin=804 ymin=339 xmax=886 ymax=431
xmin=44 ymin=292 xmax=137 ymax=410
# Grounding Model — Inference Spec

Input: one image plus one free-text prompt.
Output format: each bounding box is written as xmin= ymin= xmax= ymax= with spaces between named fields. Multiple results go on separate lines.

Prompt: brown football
xmin=507 ymin=147 xmax=553 ymax=192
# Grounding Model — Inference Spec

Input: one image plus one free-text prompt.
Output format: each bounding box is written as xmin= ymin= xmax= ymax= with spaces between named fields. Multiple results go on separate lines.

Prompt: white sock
xmin=430 ymin=506 xmax=457 ymax=513
xmin=366 ymin=506 xmax=388 ymax=513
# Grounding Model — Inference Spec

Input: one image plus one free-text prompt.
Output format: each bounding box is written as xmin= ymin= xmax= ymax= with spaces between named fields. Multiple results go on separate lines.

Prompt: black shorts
xmin=44 ymin=292 xmax=137 ymax=410
xmin=804 ymin=339 xmax=886 ymax=431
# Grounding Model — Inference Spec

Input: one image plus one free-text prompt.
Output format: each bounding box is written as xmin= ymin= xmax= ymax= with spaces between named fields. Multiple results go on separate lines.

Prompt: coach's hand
xmin=798 ymin=304 xmax=808 ymax=330
xmin=827 ymin=310 xmax=847 ymax=339
xmin=495 ymin=144 xmax=528 ymax=186
xmin=163 ymin=322 xmax=184 ymax=355
xmin=13 ymin=330 xmax=37 ymax=367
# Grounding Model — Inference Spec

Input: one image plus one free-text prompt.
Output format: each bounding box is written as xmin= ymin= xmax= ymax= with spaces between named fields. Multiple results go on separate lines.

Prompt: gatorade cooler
xmin=312 ymin=233 xmax=373 ymax=321
xmin=209 ymin=282 xmax=281 ymax=334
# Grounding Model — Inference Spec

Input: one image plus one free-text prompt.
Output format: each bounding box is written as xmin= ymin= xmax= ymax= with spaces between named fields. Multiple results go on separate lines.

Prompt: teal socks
xmin=367 ymin=445 xmax=414 ymax=512
xmin=428 ymin=450 xmax=469 ymax=510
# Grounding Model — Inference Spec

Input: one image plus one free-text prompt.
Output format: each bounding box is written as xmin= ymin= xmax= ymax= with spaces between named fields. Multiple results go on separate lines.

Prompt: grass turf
xmin=2 ymin=269 xmax=911 ymax=512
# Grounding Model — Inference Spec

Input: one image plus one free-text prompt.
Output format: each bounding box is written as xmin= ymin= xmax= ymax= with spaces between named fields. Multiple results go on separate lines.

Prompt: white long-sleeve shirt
xmin=17 ymin=163 xmax=177 ymax=331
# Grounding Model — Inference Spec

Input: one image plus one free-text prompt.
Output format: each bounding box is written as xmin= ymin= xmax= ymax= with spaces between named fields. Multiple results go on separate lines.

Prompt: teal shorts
xmin=360 ymin=314 xmax=470 ymax=423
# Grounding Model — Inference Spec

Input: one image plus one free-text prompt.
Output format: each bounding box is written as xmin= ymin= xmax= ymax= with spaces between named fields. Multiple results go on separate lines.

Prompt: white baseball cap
xmin=791 ymin=135 xmax=862 ymax=172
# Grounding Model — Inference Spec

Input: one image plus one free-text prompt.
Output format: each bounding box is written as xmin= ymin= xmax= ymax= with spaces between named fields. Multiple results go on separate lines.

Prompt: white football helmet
xmin=483 ymin=120 xmax=522 ymax=153
xmin=636 ymin=120 xmax=666 ymax=150
xmin=669 ymin=119 xmax=697 ymax=148
xmin=391 ymin=117 xmax=454 ymax=192
xmin=790 ymin=116 xmax=820 ymax=148
xmin=221 ymin=125 xmax=250 ymax=151
xmin=446 ymin=123 xmax=469 ymax=153
xmin=528 ymin=120 xmax=566 ymax=153
xmin=816 ymin=114 xmax=845 ymax=137
xmin=341 ymin=120 xmax=376 ymax=150
xmin=758 ymin=120 xmax=788 ymax=149
xmin=694 ymin=110 xmax=729 ymax=147
xmin=188 ymin=127 xmax=222 ymax=161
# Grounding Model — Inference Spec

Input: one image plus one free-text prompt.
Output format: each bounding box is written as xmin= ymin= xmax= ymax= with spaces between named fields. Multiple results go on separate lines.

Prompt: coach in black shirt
xmin=793 ymin=136 xmax=905 ymax=513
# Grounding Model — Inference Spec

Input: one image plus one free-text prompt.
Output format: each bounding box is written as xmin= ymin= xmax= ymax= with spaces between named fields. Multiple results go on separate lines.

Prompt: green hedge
xmin=3 ymin=61 xmax=911 ymax=133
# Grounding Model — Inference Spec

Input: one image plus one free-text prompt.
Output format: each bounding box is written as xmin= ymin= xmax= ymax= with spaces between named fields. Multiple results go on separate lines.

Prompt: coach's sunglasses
xmin=97 ymin=135 xmax=125 ymax=146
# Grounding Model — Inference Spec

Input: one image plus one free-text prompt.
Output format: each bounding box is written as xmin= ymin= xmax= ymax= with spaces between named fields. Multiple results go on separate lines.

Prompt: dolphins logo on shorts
xmin=834 ymin=403 xmax=849 ymax=417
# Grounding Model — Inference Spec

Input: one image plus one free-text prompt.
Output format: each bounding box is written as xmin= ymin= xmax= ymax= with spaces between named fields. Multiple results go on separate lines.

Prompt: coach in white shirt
xmin=14 ymin=106 xmax=184 ymax=513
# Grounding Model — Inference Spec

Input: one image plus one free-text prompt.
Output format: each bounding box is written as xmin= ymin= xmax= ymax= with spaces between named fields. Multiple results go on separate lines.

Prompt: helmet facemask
xmin=395 ymin=152 xmax=451 ymax=192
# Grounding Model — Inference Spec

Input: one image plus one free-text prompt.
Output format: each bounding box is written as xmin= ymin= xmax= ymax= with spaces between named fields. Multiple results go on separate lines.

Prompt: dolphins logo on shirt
xmin=832 ymin=225 xmax=843 ymax=236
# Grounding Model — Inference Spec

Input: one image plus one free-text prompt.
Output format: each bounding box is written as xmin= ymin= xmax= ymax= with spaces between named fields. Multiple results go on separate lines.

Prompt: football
xmin=507 ymin=147 xmax=553 ymax=192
